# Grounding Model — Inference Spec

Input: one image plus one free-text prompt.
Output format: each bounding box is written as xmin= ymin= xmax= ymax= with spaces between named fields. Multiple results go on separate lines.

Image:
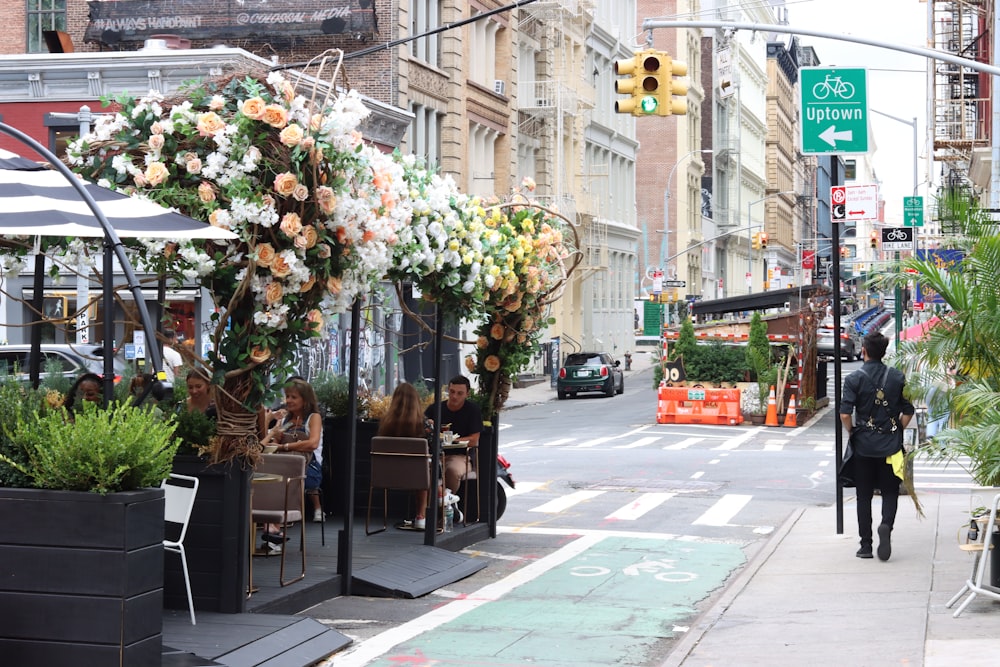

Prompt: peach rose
xmin=300 ymin=225 xmax=318 ymax=249
xmin=465 ymin=355 xmax=476 ymax=372
xmin=147 ymin=134 xmax=164 ymax=151
xmin=249 ymin=345 xmax=271 ymax=364
xmin=484 ymin=355 xmax=501 ymax=372
xmin=262 ymin=104 xmax=288 ymax=128
xmin=209 ymin=95 xmax=225 ymax=111
xmin=292 ymin=184 xmax=309 ymax=202
xmin=279 ymin=212 xmax=303 ymax=237
xmin=281 ymin=81 xmax=296 ymax=104
xmin=196 ymin=111 xmax=225 ymax=137
xmin=255 ymin=243 xmax=276 ymax=267
xmin=300 ymin=136 xmax=315 ymax=151
xmin=306 ymin=309 xmax=324 ymax=333
xmin=198 ymin=181 xmax=216 ymax=203
xmin=273 ymin=172 xmax=298 ymax=197
xmin=270 ymin=254 xmax=292 ymax=278
xmin=294 ymin=235 xmax=308 ymax=250
xmin=133 ymin=172 xmax=148 ymax=187
xmin=150 ymin=121 xmax=163 ymax=134
xmin=208 ymin=209 xmax=229 ymax=229
xmin=264 ymin=281 xmax=284 ymax=305
xmin=477 ymin=336 xmax=489 ymax=349
xmin=326 ymin=276 xmax=342 ymax=294
xmin=241 ymin=97 xmax=266 ymax=119
xmin=309 ymin=147 xmax=325 ymax=166
xmin=299 ymin=275 xmax=316 ymax=293
xmin=186 ymin=157 xmax=202 ymax=174
xmin=309 ymin=114 xmax=323 ymax=132
xmin=490 ymin=323 xmax=505 ymax=340
xmin=315 ymin=186 xmax=336 ymax=214
xmin=317 ymin=244 xmax=332 ymax=259
xmin=144 ymin=162 xmax=169 ymax=187
xmin=279 ymin=124 xmax=304 ymax=147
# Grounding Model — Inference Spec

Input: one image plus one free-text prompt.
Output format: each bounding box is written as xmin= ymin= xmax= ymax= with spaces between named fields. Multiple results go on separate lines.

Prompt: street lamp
xmin=746 ymin=191 xmax=797 ymax=291
xmin=663 ymin=148 xmax=713 ymax=278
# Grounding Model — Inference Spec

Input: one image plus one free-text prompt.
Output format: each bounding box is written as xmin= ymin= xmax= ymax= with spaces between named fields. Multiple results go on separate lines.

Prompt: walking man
xmin=840 ymin=332 xmax=915 ymax=561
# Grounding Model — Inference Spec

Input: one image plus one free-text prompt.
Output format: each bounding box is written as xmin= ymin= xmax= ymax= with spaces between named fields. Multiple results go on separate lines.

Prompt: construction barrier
xmin=656 ymin=385 xmax=743 ymax=425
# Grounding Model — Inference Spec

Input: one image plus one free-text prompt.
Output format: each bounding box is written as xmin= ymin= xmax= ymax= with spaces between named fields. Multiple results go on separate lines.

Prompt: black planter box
xmin=0 ymin=486 xmax=164 ymax=667
xmin=167 ymin=455 xmax=251 ymax=614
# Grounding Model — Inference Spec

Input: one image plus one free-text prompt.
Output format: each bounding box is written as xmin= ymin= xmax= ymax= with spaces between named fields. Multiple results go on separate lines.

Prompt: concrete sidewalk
xmin=659 ymin=489 xmax=1000 ymax=667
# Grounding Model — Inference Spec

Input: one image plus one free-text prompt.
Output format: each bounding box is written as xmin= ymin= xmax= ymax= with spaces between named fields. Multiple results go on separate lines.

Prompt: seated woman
xmin=63 ymin=372 xmax=103 ymax=418
xmin=259 ymin=378 xmax=324 ymax=551
xmin=378 ymin=382 xmax=434 ymax=530
xmin=184 ymin=368 xmax=216 ymax=419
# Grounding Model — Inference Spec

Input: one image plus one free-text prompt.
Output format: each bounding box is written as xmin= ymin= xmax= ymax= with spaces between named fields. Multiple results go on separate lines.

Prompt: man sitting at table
xmin=425 ymin=375 xmax=483 ymax=496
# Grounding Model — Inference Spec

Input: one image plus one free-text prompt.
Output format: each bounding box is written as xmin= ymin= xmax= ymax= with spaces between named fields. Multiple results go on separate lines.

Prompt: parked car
xmin=0 ymin=344 xmax=127 ymax=385
xmin=817 ymin=322 xmax=862 ymax=361
xmin=557 ymin=351 xmax=624 ymax=399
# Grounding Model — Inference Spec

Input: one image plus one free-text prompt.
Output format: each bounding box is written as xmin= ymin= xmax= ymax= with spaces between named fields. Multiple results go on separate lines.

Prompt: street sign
xmin=664 ymin=279 xmax=686 ymax=288
xmin=881 ymin=227 xmax=914 ymax=251
xmin=831 ymin=184 xmax=878 ymax=221
xmin=831 ymin=185 xmax=846 ymax=221
xmin=716 ymin=46 xmax=734 ymax=99
xmin=903 ymin=196 xmax=924 ymax=227
xmin=800 ymin=67 xmax=869 ymax=154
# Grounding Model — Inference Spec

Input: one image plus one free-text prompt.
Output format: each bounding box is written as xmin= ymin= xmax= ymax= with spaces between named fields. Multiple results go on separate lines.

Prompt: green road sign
xmin=800 ymin=67 xmax=869 ymax=154
xmin=903 ymin=195 xmax=924 ymax=227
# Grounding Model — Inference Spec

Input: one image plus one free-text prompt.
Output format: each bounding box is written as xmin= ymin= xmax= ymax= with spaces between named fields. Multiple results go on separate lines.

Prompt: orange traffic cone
xmin=765 ymin=385 xmax=779 ymax=426
xmin=783 ymin=393 xmax=797 ymax=427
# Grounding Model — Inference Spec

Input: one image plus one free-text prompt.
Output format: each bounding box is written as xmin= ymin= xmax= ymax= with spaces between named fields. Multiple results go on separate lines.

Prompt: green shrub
xmin=0 ymin=379 xmax=57 ymax=488
xmin=172 ymin=406 xmax=217 ymax=455
xmin=0 ymin=400 xmax=180 ymax=494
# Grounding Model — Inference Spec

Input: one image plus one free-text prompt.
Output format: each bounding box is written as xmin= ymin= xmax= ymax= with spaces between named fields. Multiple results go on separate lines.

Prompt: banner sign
xmin=85 ymin=0 xmax=377 ymax=45
xmin=915 ymin=249 xmax=963 ymax=305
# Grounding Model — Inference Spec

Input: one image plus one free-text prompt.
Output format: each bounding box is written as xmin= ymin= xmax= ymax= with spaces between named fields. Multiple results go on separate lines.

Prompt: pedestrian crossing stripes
xmin=499 ymin=434 xmax=835 ymax=452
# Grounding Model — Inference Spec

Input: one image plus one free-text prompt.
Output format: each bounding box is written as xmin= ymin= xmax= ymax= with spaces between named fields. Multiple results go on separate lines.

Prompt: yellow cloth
xmin=888 ymin=450 xmax=905 ymax=481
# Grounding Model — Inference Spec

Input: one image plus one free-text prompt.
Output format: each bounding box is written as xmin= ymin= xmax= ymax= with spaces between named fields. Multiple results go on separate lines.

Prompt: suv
xmin=557 ymin=351 xmax=624 ymax=399
xmin=0 ymin=344 xmax=127 ymax=385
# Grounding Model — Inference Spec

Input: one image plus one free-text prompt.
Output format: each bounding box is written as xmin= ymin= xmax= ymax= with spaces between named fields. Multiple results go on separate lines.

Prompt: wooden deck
xmin=162 ymin=514 xmax=490 ymax=666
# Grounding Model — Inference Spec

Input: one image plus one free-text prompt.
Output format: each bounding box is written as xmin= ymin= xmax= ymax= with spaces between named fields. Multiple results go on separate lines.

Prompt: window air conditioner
xmin=493 ymin=79 xmax=505 ymax=96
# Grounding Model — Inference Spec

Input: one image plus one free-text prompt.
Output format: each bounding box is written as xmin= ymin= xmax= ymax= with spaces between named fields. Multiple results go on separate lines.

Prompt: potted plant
xmin=0 ymin=381 xmax=180 ymax=667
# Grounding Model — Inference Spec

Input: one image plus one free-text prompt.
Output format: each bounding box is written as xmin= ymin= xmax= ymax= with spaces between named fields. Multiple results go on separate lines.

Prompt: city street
xmin=310 ymin=365 xmax=976 ymax=666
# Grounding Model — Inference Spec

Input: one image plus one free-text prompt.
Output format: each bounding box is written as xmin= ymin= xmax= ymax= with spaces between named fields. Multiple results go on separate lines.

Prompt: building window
xmin=27 ymin=0 xmax=66 ymax=54
xmin=409 ymin=0 xmax=441 ymax=68
xmin=467 ymin=121 xmax=497 ymax=196
xmin=407 ymin=103 xmax=442 ymax=170
xmin=468 ymin=9 xmax=498 ymax=87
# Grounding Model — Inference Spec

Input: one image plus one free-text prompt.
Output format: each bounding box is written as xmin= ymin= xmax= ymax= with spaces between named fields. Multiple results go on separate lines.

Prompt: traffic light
xmin=759 ymin=232 xmax=768 ymax=249
xmin=614 ymin=49 xmax=687 ymax=116
xmin=870 ymin=231 xmax=878 ymax=249
xmin=751 ymin=233 xmax=761 ymax=250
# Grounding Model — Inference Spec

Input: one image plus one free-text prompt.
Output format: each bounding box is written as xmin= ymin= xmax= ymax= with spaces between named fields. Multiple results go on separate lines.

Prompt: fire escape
xmin=932 ymin=0 xmax=992 ymax=215
xmin=517 ymin=0 xmax=605 ymax=277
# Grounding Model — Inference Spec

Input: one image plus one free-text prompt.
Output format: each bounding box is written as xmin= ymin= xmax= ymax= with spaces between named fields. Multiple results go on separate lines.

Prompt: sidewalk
xmin=659 ymin=488 xmax=1000 ymax=667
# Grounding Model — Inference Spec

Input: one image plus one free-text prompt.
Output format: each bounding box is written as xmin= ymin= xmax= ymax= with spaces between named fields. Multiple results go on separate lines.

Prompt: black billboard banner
xmin=85 ymin=0 xmax=377 ymax=45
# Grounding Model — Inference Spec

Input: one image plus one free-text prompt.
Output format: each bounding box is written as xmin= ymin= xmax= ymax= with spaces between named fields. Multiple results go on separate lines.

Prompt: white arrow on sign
xmin=819 ymin=126 xmax=854 ymax=148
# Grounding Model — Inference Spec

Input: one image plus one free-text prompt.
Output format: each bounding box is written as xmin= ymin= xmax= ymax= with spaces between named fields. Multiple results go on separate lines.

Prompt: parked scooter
xmin=496 ymin=454 xmax=515 ymax=520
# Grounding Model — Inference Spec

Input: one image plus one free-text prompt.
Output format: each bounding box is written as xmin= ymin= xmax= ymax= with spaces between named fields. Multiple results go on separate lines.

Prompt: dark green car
xmin=557 ymin=352 xmax=624 ymax=399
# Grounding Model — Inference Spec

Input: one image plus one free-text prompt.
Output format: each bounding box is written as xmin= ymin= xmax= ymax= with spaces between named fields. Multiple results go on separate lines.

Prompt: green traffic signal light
xmin=640 ymin=95 xmax=658 ymax=114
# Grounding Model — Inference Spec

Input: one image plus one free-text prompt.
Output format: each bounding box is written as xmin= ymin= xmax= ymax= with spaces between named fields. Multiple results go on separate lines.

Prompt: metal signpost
xmin=800 ymin=67 xmax=869 ymax=155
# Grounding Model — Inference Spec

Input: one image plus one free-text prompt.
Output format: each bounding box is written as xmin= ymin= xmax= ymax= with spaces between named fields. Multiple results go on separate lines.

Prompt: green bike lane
xmin=333 ymin=531 xmax=745 ymax=667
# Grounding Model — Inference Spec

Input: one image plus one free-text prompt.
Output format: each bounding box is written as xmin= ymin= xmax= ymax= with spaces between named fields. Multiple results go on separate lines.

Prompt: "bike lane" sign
xmin=800 ymin=67 xmax=869 ymax=155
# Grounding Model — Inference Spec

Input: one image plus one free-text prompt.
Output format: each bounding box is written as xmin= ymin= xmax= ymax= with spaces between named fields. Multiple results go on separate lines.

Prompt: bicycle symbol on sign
xmin=885 ymin=228 xmax=909 ymax=242
xmin=812 ymin=74 xmax=856 ymax=100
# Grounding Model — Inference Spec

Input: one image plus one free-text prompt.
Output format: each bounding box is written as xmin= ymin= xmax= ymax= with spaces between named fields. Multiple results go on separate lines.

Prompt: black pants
xmin=854 ymin=453 xmax=899 ymax=546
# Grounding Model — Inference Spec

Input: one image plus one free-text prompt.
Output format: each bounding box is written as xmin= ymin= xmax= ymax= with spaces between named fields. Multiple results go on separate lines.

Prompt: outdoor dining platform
xmin=161 ymin=514 xmax=490 ymax=666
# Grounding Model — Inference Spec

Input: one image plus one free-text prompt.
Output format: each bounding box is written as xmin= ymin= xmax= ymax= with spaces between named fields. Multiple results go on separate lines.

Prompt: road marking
xmin=708 ymin=458 xmax=721 ymax=465
xmin=714 ymin=428 xmax=761 ymax=450
xmin=573 ymin=436 xmax=615 ymax=448
xmin=763 ymin=443 xmax=784 ymax=451
xmin=541 ymin=437 xmax=574 ymax=447
xmin=690 ymin=471 xmax=705 ymax=479
xmin=614 ymin=436 xmax=661 ymax=449
xmin=501 ymin=439 xmax=534 ymax=448
xmin=529 ymin=489 xmax=605 ymax=513
xmin=324 ymin=533 xmax=607 ymax=667
xmin=604 ymin=492 xmax=676 ymax=520
xmin=503 ymin=481 xmax=545 ymax=497
xmin=664 ymin=437 xmax=704 ymax=450
xmin=692 ymin=494 xmax=752 ymax=526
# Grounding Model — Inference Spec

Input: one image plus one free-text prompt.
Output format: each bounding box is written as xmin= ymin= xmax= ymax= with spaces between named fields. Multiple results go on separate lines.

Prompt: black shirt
xmin=425 ymin=399 xmax=483 ymax=448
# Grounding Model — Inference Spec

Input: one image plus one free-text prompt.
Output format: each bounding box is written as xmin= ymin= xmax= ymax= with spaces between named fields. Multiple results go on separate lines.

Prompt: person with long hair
xmin=260 ymin=378 xmax=324 ymax=551
xmin=184 ymin=368 xmax=216 ymax=419
xmin=378 ymin=382 xmax=434 ymax=529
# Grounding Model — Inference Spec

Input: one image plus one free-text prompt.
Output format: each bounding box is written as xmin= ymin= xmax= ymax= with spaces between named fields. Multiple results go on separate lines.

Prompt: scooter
xmin=496 ymin=454 xmax=515 ymax=520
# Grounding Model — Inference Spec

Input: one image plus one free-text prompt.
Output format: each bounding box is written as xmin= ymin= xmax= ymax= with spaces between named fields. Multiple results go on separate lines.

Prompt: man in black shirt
xmin=426 ymin=375 xmax=483 ymax=494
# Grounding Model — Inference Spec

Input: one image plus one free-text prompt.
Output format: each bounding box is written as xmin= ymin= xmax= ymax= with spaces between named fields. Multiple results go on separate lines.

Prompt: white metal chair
xmin=161 ymin=473 xmax=200 ymax=625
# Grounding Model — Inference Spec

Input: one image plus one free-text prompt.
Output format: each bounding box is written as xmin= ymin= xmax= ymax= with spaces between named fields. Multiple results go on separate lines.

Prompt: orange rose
xmin=273 ymin=172 xmax=298 ymax=197
xmin=264 ymin=281 xmax=284 ymax=305
xmin=270 ymin=254 xmax=292 ymax=278
xmin=306 ymin=309 xmax=324 ymax=333
xmin=301 ymin=225 xmax=318 ymax=249
xmin=299 ymin=275 xmax=316 ymax=293
xmin=196 ymin=111 xmax=225 ymax=137
xmin=249 ymin=345 xmax=271 ymax=364
xmin=262 ymin=104 xmax=288 ymax=128
xmin=279 ymin=212 xmax=303 ymax=237
xmin=326 ymin=276 xmax=342 ymax=294
xmin=279 ymin=123 xmax=304 ymax=147
xmin=484 ymin=355 xmax=501 ymax=372
xmin=255 ymin=243 xmax=276 ymax=267
xmin=198 ymin=182 xmax=215 ymax=203
xmin=144 ymin=162 xmax=169 ymax=186
xmin=241 ymin=97 xmax=266 ymax=119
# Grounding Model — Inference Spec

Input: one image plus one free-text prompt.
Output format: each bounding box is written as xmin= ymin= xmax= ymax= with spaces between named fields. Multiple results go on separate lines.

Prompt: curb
xmin=656 ymin=505 xmax=807 ymax=667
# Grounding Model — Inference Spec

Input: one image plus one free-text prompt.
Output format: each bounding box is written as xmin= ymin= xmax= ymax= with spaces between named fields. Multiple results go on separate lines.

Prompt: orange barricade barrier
xmin=656 ymin=386 xmax=743 ymax=425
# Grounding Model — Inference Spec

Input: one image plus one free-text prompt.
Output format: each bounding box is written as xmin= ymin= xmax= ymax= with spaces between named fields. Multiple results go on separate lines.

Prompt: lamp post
xmin=746 ymin=191 xmax=797 ymax=292
xmin=663 ymin=149 xmax=713 ymax=278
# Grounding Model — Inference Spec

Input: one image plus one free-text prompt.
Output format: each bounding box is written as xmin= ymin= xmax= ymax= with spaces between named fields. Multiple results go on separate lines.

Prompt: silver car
xmin=817 ymin=323 xmax=862 ymax=361
xmin=0 ymin=344 xmax=127 ymax=384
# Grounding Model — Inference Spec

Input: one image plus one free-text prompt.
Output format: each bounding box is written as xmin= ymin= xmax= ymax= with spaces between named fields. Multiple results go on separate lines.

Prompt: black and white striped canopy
xmin=0 ymin=150 xmax=236 ymax=241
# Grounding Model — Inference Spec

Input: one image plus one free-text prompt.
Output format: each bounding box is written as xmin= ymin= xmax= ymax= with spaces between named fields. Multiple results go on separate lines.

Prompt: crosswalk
xmin=499 ymin=429 xmax=834 ymax=452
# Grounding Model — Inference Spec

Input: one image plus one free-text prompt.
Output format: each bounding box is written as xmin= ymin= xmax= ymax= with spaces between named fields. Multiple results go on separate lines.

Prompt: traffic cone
xmin=765 ymin=385 xmax=779 ymax=426
xmin=783 ymin=393 xmax=797 ymax=427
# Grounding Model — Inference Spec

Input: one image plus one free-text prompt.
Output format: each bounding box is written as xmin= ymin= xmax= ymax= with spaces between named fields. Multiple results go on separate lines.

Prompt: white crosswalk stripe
xmin=529 ymin=489 xmax=605 ymax=513
xmin=693 ymin=494 xmax=752 ymax=526
xmin=604 ymin=492 xmax=675 ymax=520
xmin=663 ymin=437 xmax=704 ymax=450
xmin=614 ymin=436 xmax=662 ymax=450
